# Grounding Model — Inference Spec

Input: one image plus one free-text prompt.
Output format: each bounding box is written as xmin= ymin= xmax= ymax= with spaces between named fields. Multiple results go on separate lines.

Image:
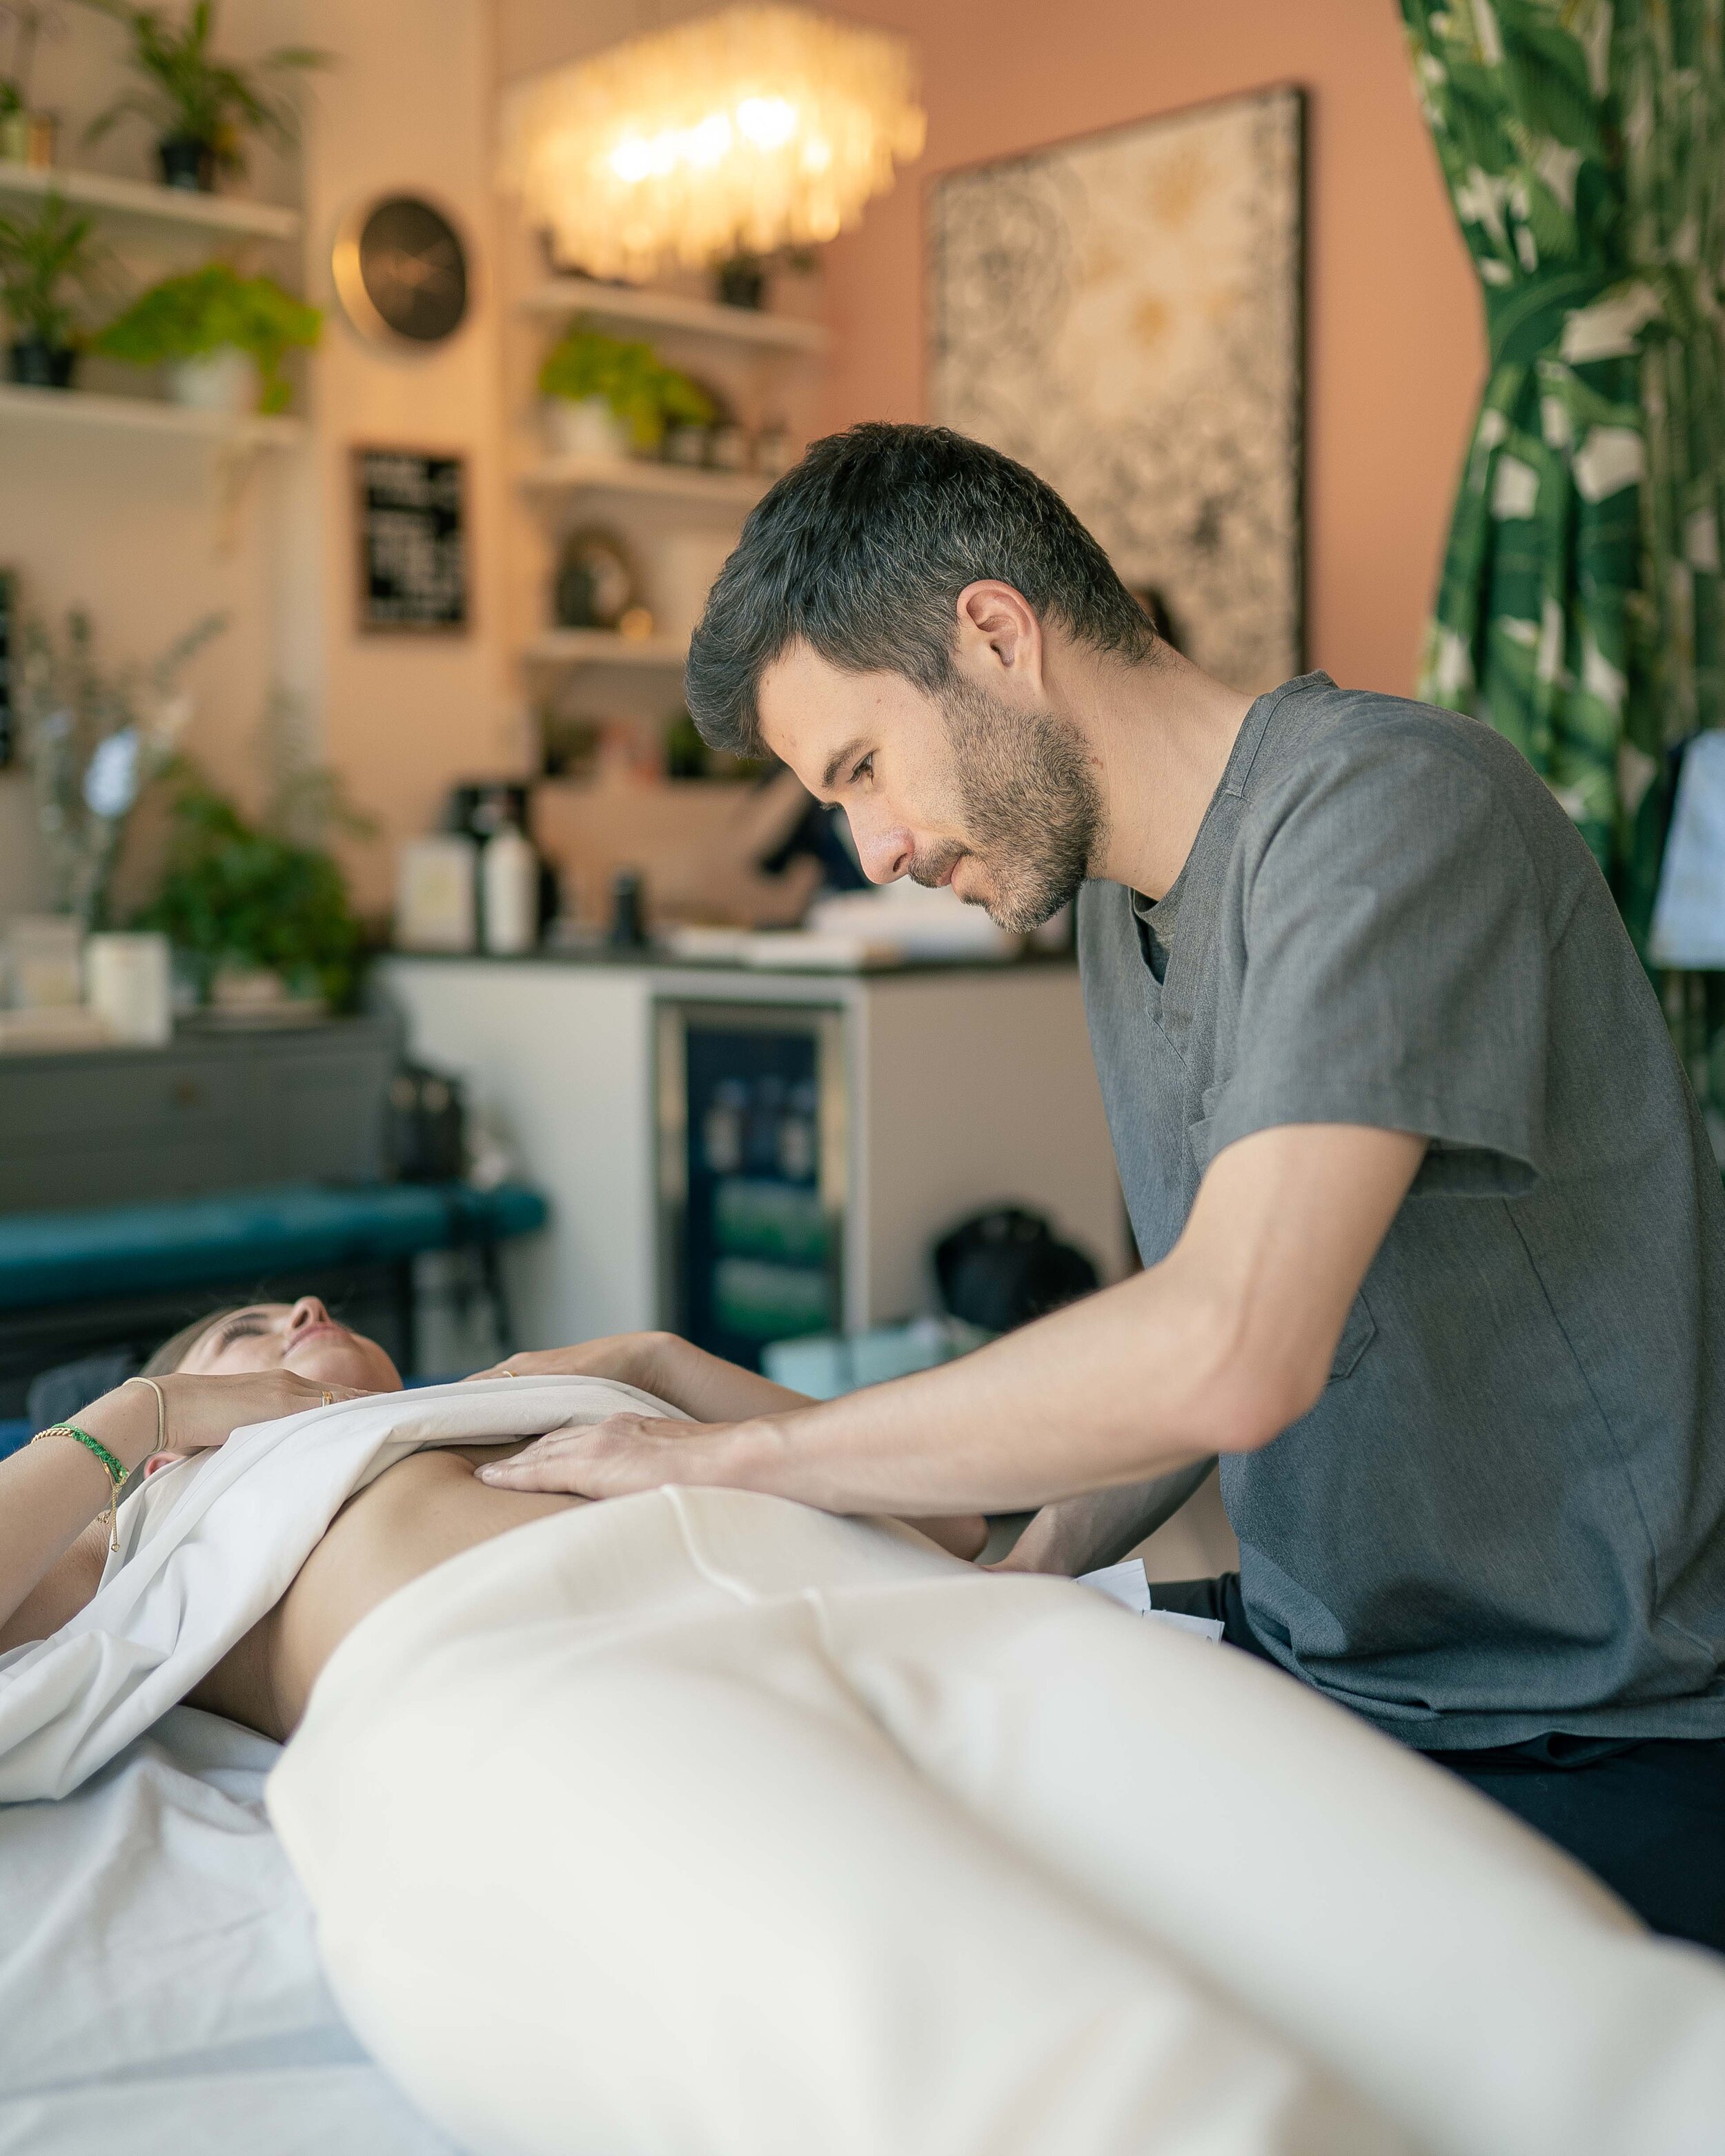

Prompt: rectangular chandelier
xmin=499 ymin=4 xmax=926 ymax=281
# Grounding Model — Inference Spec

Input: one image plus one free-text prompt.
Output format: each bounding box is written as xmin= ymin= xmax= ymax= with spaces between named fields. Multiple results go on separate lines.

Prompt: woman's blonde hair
xmin=140 ymin=1307 xmax=247 ymax=1379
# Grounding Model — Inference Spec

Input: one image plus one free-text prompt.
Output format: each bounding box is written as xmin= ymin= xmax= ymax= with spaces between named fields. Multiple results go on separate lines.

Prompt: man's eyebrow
xmin=821 ymin=737 xmax=868 ymax=791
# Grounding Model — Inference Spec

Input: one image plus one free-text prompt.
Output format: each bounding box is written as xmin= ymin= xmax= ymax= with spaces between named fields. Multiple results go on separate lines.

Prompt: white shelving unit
xmin=514 ymin=277 xmax=822 ymax=718
xmin=523 ymin=629 xmax=689 ymax=672
xmin=0 ymin=380 xmax=304 ymax=447
xmin=518 ymin=454 xmax=767 ymax=510
xmin=0 ymin=161 xmax=300 ymax=241
xmin=521 ymin=276 xmax=827 ymax=355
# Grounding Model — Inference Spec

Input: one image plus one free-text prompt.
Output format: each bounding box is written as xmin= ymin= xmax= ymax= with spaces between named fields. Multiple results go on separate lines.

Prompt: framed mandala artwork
xmin=929 ymin=86 xmax=1305 ymax=693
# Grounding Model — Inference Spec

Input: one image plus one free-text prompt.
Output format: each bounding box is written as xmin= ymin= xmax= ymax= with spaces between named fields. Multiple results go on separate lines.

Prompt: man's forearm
xmin=693 ymin=1255 xmax=1244 ymax=1518
xmin=483 ymin=1126 xmax=1425 ymax=1519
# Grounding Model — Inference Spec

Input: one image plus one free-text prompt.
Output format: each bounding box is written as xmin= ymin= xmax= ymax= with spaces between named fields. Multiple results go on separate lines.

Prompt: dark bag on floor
xmin=934 ymin=1207 xmax=1099 ymax=1334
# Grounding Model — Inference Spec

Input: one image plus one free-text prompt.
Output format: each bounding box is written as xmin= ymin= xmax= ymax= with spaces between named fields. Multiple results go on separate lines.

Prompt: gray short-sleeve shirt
xmin=1078 ymin=672 xmax=1725 ymax=1748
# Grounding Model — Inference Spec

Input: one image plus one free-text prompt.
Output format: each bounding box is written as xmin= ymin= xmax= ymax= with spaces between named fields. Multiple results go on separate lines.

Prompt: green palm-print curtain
xmin=1400 ymin=0 xmax=1725 ymax=948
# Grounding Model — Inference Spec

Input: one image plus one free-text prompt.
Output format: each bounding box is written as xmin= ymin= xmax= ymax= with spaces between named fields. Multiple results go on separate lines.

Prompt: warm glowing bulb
xmin=737 ymin=95 xmax=798 ymax=148
xmin=688 ymin=112 xmax=733 ymax=166
xmin=610 ymin=135 xmax=653 ymax=183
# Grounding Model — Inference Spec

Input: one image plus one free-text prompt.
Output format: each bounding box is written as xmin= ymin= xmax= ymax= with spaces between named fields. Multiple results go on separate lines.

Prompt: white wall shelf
xmin=523 ymin=629 xmax=689 ymax=671
xmin=0 ymin=161 xmax=301 ymax=241
xmin=519 ymin=454 xmax=766 ymax=509
xmin=521 ymin=277 xmax=827 ymax=355
xmin=0 ymin=381 xmax=304 ymax=446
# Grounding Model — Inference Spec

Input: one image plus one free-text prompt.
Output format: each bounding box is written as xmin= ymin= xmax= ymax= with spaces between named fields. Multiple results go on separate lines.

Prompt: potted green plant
xmin=135 ymin=762 xmax=367 ymax=1011
xmin=0 ymin=191 xmax=99 ymax=385
xmin=79 ymin=0 xmax=327 ymax=194
xmin=95 ymin=260 xmax=320 ymax=413
xmin=538 ymin=326 xmax=716 ymax=459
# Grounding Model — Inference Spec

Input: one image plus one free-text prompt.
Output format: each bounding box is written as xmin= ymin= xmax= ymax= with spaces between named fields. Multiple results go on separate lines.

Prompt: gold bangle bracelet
xmin=124 ymin=1375 xmax=167 ymax=1460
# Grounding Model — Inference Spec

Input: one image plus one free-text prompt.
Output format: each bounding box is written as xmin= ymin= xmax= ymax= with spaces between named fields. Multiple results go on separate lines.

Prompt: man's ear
xmin=954 ymin=581 xmax=1044 ymax=689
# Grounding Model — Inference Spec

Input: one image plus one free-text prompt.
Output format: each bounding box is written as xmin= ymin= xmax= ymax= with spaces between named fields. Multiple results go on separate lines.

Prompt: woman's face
xmin=179 ymin=1297 xmax=402 ymax=1392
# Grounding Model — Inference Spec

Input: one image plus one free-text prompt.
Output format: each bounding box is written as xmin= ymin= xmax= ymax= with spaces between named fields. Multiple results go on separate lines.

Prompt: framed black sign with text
xmin=352 ymin=448 xmax=469 ymax=634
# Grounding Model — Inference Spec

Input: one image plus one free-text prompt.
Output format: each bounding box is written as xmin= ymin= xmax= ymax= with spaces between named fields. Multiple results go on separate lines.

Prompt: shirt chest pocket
xmin=1183 ymin=1107 xmax=1378 ymax=1384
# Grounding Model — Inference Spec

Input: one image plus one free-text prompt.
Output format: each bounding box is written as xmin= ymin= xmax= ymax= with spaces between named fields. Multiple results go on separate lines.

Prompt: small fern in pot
xmin=0 ymin=192 xmax=101 ymax=386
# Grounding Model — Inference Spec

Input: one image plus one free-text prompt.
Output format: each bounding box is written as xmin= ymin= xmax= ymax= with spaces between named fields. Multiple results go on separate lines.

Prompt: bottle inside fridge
xmin=657 ymin=1002 xmax=845 ymax=1369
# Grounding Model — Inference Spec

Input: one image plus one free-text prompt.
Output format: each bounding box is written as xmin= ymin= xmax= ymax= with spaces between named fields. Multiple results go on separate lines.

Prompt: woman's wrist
xmin=75 ymin=1380 xmax=164 ymax=1476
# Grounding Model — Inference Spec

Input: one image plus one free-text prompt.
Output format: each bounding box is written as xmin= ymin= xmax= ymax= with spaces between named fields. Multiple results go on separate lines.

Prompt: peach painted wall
xmin=816 ymin=0 xmax=1483 ymax=700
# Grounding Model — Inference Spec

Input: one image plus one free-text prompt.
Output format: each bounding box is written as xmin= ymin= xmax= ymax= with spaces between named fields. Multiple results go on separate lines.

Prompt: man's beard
xmin=911 ymin=676 xmax=1105 ymax=933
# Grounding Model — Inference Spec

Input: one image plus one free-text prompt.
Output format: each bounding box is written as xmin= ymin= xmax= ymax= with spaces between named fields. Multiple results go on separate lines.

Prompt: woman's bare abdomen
xmin=189 ymin=1447 xmax=586 ymax=1742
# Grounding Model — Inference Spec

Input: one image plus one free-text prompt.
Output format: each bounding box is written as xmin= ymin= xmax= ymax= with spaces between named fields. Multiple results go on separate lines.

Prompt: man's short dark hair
xmin=685 ymin=423 xmax=1156 ymax=756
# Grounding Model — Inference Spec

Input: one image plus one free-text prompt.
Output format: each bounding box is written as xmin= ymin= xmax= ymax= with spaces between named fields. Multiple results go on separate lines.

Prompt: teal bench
xmin=0 ymin=1180 xmax=549 ymax=1432
xmin=0 ymin=1183 xmax=546 ymax=1312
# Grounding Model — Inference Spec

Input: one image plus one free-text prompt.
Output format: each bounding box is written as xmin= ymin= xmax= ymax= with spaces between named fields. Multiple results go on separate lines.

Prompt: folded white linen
xmin=0 ymin=1375 xmax=679 ymax=1804
xmin=270 ymin=1485 xmax=1725 ymax=2156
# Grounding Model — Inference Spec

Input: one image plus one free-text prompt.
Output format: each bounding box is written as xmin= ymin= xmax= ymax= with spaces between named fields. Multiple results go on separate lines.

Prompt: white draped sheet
xmin=268 ymin=1480 xmax=1725 ymax=2156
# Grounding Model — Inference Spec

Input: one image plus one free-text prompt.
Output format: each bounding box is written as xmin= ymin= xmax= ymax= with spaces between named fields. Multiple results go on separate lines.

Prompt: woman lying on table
xmin=3 ymin=1300 xmax=1721 ymax=2156
xmin=0 ymin=1296 xmax=987 ymax=1742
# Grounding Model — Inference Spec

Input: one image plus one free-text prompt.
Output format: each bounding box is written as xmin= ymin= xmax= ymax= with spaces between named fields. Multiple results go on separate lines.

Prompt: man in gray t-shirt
xmin=1080 ymin=669 xmax=1725 ymax=1750
xmin=489 ymin=423 xmax=1725 ymax=1952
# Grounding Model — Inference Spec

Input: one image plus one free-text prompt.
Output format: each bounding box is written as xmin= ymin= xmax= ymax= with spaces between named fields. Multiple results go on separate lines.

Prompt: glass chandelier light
xmin=499 ymin=5 xmax=926 ymax=281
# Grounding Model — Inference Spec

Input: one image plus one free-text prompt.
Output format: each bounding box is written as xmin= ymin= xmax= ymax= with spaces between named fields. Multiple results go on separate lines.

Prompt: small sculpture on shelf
xmin=77 ymin=0 xmax=330 ymax=194
xmin=551 ymin=525 xmax=637 ymax=631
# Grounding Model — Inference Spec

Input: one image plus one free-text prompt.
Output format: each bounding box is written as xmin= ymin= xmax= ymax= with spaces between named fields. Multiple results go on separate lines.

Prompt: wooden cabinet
xmin=0 ymin=1018 xmax=398 ymax=1214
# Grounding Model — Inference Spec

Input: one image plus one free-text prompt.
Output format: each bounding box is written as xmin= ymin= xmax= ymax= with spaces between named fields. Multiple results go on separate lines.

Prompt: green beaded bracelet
xmin=33 ymin=1422 xmax=130 ymax=1553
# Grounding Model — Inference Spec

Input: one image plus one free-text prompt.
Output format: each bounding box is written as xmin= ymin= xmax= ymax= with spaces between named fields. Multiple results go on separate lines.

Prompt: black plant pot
xmin=713 ymin=253 xmax=767 ymax=310
xmin=157 ymin=135 xmax=217 ymax=192
xmin=8 ymin=335 xmax=77 ymax=389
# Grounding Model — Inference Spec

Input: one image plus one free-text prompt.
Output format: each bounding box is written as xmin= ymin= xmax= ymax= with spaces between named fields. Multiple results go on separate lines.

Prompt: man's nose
xmin=847 ymin=809 xmax=911 ymax=884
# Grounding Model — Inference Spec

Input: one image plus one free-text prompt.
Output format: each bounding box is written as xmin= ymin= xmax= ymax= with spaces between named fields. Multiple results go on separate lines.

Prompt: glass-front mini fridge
xmin=655 ymin=1000 xmax=847 ymax=1369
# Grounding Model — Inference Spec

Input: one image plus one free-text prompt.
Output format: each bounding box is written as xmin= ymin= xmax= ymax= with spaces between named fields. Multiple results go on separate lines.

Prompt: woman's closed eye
xmin=214 ymin=1316 xmax=268 ymax=1352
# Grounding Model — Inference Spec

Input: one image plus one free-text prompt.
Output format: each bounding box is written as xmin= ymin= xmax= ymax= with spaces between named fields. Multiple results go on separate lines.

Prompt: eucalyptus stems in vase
xmin=17 ymin=605 xmax=225 ymax=927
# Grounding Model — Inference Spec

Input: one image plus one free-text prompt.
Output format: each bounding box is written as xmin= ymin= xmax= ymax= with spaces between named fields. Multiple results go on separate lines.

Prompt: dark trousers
xmin=1154 ymin=1573 xmax=1725 ymax=1957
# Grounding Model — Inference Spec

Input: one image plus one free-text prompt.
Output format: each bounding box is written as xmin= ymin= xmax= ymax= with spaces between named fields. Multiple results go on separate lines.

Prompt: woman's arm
xmin=0 ymin=1370 xmax=371 ymax=1655
xmin=0 ymin=1381 xmax=164 ymax=1652
xmin=468 ymin=1333 xmax=815 ymax=1422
